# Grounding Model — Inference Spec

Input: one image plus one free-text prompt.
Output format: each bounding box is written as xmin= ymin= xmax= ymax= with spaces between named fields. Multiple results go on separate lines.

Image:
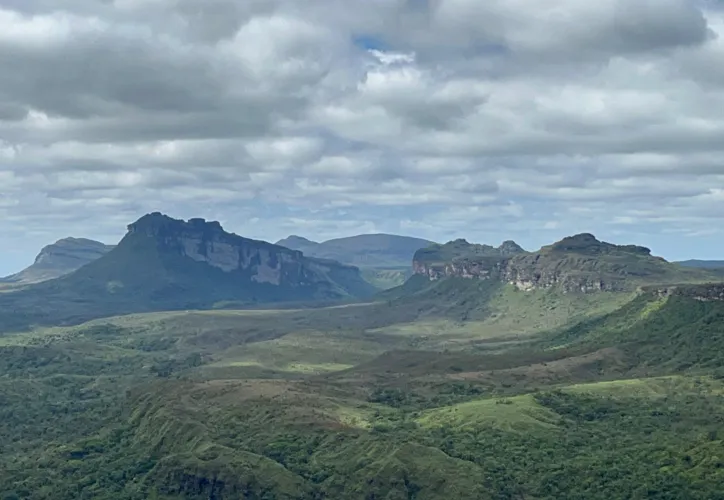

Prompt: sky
xmin=1 ymin=0 xmax=724 ymax=275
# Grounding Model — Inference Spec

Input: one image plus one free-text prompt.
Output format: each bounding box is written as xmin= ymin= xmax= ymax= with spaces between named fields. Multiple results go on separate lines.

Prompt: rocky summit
xmin=277 ymin=233 xmax=435 ymax=268
xmin=125 ymin=213 xmax=373 ymax=293
xmin=413 ymin=234 xmax=718 ymax=293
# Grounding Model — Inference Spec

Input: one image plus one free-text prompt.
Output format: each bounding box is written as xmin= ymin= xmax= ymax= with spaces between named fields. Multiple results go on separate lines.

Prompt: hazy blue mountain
xmin=0 ymin=237 xmax=114 ymax=285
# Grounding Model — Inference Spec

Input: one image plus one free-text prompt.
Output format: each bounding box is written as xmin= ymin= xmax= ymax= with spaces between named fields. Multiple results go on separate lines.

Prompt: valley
xmin=1 ymin=216 xmax=724 ymax=499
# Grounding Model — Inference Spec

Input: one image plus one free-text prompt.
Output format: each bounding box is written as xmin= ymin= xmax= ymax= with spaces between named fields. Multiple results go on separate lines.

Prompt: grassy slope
xmin=3 ymin=281 xmax=724 ymax=498
xmin=548 ymin=290 xmax=724 ymax=373
xmin=359 ymin=267 xmax=412 ymax=290
xmin=374 ymin=275 xmax=633 ymax=350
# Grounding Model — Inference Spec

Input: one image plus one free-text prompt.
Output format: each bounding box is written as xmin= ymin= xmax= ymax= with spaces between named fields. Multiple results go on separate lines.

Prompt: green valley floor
xmin=1 ymin=284 xmax=724 ymax=499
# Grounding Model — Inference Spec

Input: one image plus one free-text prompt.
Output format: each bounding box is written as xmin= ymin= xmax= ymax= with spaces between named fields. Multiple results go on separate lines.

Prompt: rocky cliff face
xmin=413 ymin=233 xmax=704 ymax=293
xmin=129 ymin=214 xmax=302 ymax=285
xmin=1 ymin=237 xmax=114 ymax=284
xmin=125 ymin=213 xmax=373 ymax=297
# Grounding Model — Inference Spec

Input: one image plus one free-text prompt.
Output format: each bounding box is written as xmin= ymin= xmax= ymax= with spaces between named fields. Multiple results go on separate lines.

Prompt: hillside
xmin=412 ymin=233 xmax=719 ymax=292
xmin=3 ymin=286 xmax=724 ymax=498
xmin=0 ymin=238 xmax=113 ymax=285
xmin=0 ymin=213 xmax=375 ymax=331
xmin=549 ymin=283 xmax=724 ymax=373
xmin=277 ymin=233 xmax=435 ymax=268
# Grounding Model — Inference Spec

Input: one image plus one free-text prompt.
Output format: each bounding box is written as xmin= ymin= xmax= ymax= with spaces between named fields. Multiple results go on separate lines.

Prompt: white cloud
xmin=2 ymin=0 xmax=724 ymax=274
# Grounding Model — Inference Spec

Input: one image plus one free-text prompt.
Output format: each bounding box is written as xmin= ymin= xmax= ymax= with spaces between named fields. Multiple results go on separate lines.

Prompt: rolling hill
xmin=549 ymin=283 xmax=724 ymax=373
xmin=3 ymin=280 xmax=724 ymax=499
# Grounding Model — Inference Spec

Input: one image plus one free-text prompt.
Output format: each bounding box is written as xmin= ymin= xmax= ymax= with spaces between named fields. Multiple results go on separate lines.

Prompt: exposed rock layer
xmin=412 ymin=233 xmax=709 ymax=293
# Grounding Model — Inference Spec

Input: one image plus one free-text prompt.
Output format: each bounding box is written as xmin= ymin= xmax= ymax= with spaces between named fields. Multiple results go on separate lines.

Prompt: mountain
xmin=0 ymin=213 xmax=375 ymax=330
xmin=0 ymin=238 xmax=113 ymax=285
xmin=276 ymin=233 xmax=435 ymax=269
xmin=412 ymin=233 xmax=718 ymax=292
xmin=414 ymin=238 xmax=526 ymax=267
xmin=677 ymin=259 xmax=724 ymax=269
xmin=275 ymin=235 xmax=320 ymax=256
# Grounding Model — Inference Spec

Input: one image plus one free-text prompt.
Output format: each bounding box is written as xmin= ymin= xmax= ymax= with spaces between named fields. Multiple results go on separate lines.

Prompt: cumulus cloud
xmin=1 ymin=0 xmax=724 ymax=273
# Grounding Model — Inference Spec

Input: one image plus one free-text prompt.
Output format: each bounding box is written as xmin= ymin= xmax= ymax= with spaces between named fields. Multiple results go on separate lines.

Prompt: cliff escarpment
xmin=126 ymin=213 xmax=369 ymax=294
xmin=0 ymin=213 xmax=375 ymax=331
xmin=413 ymin=233 xmax=719 ymax=293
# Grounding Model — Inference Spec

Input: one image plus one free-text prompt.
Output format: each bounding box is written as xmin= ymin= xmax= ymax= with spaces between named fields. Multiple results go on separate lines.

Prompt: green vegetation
xmin=4 ymin=226 xmax=724 ymax=498
xmin=359 ymin=267 xmax=412 ymax=290
xmin=549 ymin=288 xmax=724 ymax=373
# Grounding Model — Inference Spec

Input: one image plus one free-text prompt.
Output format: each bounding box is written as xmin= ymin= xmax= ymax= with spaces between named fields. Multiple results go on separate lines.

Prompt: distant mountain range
xmin=276 ymin=234 xmax=436 ymax=269
xmin=4 ymin=219 xmax=723 ymax=333
xmin=0 ymin=213 xmax=375 ymax=331
xmin=0 ymin=238 xmax=114 ymax=285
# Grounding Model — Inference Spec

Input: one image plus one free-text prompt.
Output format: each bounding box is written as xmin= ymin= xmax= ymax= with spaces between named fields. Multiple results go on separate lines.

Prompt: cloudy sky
xmin=1 ymin=0 xmax=724 ymax=274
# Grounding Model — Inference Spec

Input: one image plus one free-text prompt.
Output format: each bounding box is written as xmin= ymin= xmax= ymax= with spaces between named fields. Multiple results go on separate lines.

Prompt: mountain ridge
xmin=0 ymin=237 xmax=114 ymax=285
xmin=276 ymin=233 xmax=435 ymax=268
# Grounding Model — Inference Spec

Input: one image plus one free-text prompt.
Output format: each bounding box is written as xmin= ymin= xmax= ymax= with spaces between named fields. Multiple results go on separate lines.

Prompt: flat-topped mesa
xmin=1 ymin=237 xmax=114 ymax=284
xmin=126 ymin=213 xmax=304 ymax=279
xmin=412 ymin=233 xmax=713 ymax=293
xmin=0 ymin=213 xmax=377 ymax=330
xmin=121 ymin=213 xmax=370 ymax=293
